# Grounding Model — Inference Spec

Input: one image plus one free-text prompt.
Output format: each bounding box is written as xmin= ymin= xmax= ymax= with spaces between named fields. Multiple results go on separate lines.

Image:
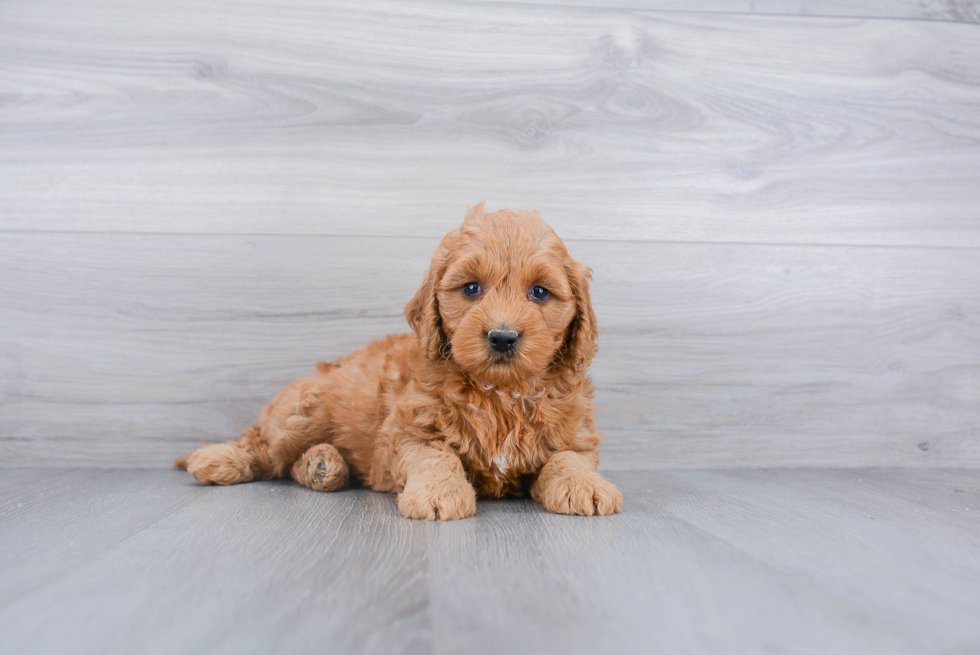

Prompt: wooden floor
xmin=1 ymin=469 xmax=978 ymax=655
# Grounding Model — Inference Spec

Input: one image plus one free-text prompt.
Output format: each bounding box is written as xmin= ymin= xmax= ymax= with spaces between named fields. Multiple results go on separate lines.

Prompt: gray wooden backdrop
xmin=1 ymin=0 xmax=978 ymax=469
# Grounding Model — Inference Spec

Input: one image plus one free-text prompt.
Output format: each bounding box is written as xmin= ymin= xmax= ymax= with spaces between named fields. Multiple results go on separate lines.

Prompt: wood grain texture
xmin=2 ymin=0 xmax=980 ymax=246
xmin=2 ymin=233 xmax=977 ymax=469
xmin=464 ymin=0 xmax=980 ymax=23
xmin=2 ymin=0 xmax=979 ymax=469
xmin=0 ymin=469 xmax=978 ymax=655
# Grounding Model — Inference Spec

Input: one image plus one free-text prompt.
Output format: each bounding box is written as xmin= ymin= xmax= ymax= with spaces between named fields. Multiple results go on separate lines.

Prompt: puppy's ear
xmin=562 ymin=259 xmax=599 ymax=374
xmin=408 ymin=210 xmax=479 ymax=360
xmin=405 ymin=265 xmax=443 ymax=360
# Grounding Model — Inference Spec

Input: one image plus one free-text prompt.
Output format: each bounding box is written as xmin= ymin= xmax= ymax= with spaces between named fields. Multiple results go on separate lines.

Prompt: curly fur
xmin=177 ymin=204 xmax=622 ymax=520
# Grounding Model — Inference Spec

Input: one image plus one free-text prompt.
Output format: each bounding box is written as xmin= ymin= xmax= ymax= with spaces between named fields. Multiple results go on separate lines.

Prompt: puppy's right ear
xmin=406 ymin=261 xmax=445 ymax=360
xmin=407 ymin=214 xmax=470 ymax=360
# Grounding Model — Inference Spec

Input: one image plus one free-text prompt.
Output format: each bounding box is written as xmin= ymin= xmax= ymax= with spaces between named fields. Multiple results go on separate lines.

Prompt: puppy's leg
xmin=531 ymin=450 xmax=622 ymax=516
xmin=177 ymin=375 xmax=334 ymax=486
xmin=395 ymin=440 xmax=477 ymax=521
xmin=291 ymin=443 xmax=349 ymax=492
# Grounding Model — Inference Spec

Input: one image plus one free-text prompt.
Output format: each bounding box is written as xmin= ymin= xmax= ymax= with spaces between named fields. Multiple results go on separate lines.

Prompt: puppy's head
xmin=406 ymin=203 xmax=598 ymax=386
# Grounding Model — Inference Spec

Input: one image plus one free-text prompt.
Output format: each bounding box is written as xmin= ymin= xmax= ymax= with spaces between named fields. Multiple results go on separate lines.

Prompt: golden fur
xmin=177 ymin=204 xmax=622 ymax=520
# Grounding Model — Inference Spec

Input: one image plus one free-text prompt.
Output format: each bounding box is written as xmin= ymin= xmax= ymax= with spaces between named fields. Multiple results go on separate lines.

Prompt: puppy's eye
xmin=462 ymin=282 xmax=482 ymax=297
xmin=530 ymin=286 xmax=550 ymax=302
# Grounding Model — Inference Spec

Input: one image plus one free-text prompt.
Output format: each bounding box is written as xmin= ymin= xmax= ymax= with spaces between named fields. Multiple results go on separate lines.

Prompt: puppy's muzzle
xmin=487 ymin=329 xmax=520 ymax=354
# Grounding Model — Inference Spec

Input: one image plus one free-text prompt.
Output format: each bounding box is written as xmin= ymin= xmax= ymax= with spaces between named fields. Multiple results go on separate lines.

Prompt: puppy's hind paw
xmin=292 ymin=443 xmax=350 ymax=492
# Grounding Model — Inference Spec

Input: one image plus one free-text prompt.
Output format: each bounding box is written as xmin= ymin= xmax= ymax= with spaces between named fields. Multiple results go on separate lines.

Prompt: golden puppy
xmin=177 ymin=204 xmax=622 ymax=520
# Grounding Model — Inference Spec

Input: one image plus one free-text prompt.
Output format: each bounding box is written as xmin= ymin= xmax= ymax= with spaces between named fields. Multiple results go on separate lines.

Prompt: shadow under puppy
xmin=177 ymin=203 xmax=622 ymax=520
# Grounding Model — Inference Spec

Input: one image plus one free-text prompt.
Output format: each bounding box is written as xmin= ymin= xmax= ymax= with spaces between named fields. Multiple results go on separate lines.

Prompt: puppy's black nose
xmin=487 ymin=329 xmax=520 ymax=353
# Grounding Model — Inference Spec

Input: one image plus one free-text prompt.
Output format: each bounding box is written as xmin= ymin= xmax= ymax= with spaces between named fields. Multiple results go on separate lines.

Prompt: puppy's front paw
xmin=398 ymin=472 xmax=477 ymax=520
xmin=535 ymin=473 xmax=623 ymax=517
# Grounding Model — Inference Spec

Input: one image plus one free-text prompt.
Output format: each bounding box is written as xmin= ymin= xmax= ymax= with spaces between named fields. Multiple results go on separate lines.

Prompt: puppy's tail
xmin=175 ymin=427 xmax=264 ymax=485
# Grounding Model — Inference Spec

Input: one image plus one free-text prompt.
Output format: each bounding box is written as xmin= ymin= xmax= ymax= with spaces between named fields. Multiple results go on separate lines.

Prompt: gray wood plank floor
xmin=1 ymin=468 xmax=977 ymax=655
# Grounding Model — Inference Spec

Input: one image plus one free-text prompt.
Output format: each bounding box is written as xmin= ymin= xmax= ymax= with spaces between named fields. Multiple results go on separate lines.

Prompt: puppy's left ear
xmin=563 ymin=259 xmax=599 ymax=374
xmin=406 ymin=262 xmax=445 ymax=360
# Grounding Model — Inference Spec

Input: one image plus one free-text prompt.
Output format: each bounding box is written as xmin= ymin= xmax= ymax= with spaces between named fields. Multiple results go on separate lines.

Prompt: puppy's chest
xmin=464 ymin=436 xmax=540 ymax=498
xmin=455 ymin=402 xmax=550 ymax=498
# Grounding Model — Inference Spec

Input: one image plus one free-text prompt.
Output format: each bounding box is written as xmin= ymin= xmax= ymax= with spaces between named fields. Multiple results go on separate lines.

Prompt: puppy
xmin=177 ymin=203 xmax=622 ymax=520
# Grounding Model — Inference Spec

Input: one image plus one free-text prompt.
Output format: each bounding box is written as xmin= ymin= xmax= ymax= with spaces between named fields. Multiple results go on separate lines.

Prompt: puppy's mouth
xmin=487 ymin=350 xmax=518 ymax=365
